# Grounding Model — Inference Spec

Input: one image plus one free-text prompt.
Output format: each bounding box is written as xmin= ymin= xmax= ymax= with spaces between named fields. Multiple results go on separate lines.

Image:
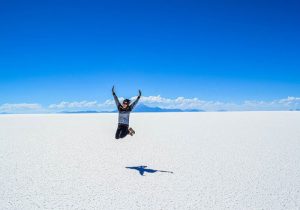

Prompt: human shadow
xmin=126 ymin=165 xmax=174 ymax=176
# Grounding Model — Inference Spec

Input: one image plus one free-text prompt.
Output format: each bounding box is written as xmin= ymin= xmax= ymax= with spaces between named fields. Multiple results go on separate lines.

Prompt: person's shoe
xmin=128 ymin=127 xmax=135 ymax=136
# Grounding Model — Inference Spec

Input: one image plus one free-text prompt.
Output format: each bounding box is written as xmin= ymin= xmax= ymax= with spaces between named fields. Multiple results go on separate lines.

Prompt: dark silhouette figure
xmin=126 ymin=165 xmax=174 ymax=176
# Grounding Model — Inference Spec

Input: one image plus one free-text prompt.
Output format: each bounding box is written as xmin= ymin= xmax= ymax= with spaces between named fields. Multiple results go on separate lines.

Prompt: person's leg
xmin=115 ymin=125 xmax=122 ymax=139
xmin=119 ymin=125 xmax=129 ymax=138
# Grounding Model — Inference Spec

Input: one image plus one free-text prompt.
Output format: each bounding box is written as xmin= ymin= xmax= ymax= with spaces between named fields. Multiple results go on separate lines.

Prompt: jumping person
xmin=112 ymin=86 xmax=141 ymax=139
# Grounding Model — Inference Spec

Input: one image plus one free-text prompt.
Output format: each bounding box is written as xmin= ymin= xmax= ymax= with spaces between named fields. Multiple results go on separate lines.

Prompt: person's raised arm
xmin=130 ymin=89 xmax=142 ymax=110
xmin=112 ymin=86 xmax=121 ymax=107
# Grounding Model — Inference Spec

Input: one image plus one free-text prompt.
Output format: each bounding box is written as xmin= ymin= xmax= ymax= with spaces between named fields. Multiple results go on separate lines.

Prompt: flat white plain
xmin=0 ymin=112 xmax=300 ymax=209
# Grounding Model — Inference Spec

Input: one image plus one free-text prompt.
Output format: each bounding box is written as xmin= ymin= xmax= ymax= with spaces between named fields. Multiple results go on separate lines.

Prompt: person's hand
xmin=138 ymin=89 xmax=142 ymax=97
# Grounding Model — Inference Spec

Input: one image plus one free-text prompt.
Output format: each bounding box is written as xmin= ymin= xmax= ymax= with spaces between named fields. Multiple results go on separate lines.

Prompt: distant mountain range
xmin=2 ymin=107 xmax=300 ymax=114
xmin=133 ymin=104 xmax=204 ymax=112
xmin=59 ymin=104 xmax=205 ymax=113
xmin=216 ymin=109 xmax=228 ymax=112
xmin=60 ymin=110 xmax=106 ymax=114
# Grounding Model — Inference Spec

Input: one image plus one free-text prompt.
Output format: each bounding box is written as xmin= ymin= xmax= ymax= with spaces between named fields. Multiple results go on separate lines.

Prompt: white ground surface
xmin=0 ymin=112 xmax=300 ymax=210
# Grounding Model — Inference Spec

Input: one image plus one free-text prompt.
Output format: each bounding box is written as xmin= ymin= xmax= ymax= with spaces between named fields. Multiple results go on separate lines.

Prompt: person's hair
xmin=123 ymin=99 xmax=131 ymax=104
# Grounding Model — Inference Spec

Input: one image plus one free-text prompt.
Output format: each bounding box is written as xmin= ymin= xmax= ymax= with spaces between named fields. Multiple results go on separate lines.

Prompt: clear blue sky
xmin=1 ymin=0 xmax=299 ymax=105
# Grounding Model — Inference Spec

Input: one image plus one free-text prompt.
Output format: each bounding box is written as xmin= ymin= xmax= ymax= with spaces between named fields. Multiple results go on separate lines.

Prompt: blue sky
xmin=0 ymin=0 xmax=300 ymax=112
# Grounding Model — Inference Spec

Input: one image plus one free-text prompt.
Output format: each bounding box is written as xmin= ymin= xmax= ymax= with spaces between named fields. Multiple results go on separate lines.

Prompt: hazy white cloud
xmin=136 ymin=95 xmax=300 ymax=111
xmin=243 ymin=97 xmax=300 ymax=111
xmin=0 ymin=103 xmax=43 ymax=113
xmin=2 ymin=96 xmax=299 ymax=114
xmin=48 ymin=98 xmax=126 ymax=111
xmin=72 ymin=96 xmax=300 ymax=111
xmin=137 ymin=95 xmax=230 ymax=111
xmin=49 ymin=101 xmax=99 ymax=109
